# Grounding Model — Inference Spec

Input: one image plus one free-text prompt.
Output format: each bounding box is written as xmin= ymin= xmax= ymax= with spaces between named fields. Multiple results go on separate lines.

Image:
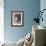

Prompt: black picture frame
xmin=11 ymin=11 xmax=24 ymax=27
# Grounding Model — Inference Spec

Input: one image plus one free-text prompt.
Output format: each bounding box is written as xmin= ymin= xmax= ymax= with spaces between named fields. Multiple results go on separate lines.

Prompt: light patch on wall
xmin=0 ymin=0 xmax=4 ymax=7
xmin=0 ymin=0 xmax=4 ymax=42
xmin=0 ymin=7 xmax=4 ymax=42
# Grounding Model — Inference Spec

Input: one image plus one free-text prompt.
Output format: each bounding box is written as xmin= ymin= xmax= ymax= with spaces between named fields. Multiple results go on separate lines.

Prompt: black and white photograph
xmin=11 ymin=11 xmax=24 ymax=27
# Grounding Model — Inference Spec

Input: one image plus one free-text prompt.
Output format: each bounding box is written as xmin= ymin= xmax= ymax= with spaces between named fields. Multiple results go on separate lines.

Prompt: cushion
xmin=17 ymin=37 xmax=25 ymax=46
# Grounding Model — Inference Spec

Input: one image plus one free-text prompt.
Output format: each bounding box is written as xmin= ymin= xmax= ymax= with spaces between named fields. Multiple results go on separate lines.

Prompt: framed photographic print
xmin=11 ymin=11 xmax=24 ymax=27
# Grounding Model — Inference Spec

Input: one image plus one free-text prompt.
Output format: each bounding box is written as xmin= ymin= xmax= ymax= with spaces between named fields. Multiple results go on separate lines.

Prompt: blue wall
xmin=40 ymin=0 xmax=46 ymax=27
xmin=4 ymin=0 xmax=40 ymax=42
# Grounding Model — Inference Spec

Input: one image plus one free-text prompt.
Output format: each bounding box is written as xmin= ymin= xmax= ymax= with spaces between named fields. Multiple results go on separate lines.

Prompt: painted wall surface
xmin=0 ymin=0 xmax=4 ymax=42
xmin=40 ymin=0 xmax=46 ymax=27
xmin=4 ymin=0 xmax=40 ymax=42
